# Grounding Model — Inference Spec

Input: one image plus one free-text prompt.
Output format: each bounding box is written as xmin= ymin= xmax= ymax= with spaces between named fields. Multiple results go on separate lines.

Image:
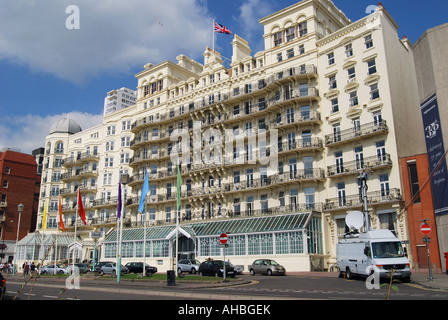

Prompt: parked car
xmin=40 ymin=264 xmax=67 ymax=275
xmin=177 ymin=259 xmax=201 ymax=274
xmin=198 ymin=260 xmax=235 ymax=277
xmin=0 ymin=272 xmax=6 ymax=299
xmin=125 ymin=262 xmax=158 ymax=276
xmin=100 ymin=262 xmax=129 ymax=276
xmin=230 ymin=263 xmax=244 ymax=275
xmin=94 ymin=261 xmax=114 ymax=272
xmin=66 ymin=263 xmax=90 ymax=275
xmin=249 ymin=259 xmax=286 ymax=276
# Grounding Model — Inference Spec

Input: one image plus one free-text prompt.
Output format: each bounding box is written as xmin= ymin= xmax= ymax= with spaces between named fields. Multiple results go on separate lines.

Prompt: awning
xmin=104 ymin=212 xmax=314 ymax=242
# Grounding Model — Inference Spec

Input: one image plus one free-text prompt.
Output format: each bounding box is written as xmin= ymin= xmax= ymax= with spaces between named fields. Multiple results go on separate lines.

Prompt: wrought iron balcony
xmin=325 ymin=121 xmax=388 ymax=147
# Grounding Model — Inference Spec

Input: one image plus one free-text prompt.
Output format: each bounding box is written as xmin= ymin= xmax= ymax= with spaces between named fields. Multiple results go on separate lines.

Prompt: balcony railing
xmin=325 ymin=121 xmax=388 ymax=147
xmin=324 ymin=188 xmax=402 ymax=211
xmin=62 ymin=152 xmax=99 ymax=166
xmin=327 ymin=154 xmax=392 ymax=177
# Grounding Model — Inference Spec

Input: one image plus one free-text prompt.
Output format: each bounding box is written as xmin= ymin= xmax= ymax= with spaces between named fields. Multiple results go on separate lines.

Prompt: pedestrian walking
xmin=23 ymin=262 xmax=29 ymax=277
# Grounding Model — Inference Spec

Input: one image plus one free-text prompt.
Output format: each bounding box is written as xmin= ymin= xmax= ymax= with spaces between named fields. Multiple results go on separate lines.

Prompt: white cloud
xmin=0 ymin=0 xmax=212 ymax=83
xmin=236 ymin=0 xmax=275 ymax=53
xmin=0 ymin=112 xmax=103 ymax=154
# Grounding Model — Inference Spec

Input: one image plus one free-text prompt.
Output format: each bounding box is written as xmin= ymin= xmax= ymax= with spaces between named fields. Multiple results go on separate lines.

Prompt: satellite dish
xmin=345 ymin=211 xmax=364 ymax=230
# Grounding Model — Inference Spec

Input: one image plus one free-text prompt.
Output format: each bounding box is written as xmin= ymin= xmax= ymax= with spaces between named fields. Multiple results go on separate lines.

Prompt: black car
xmin=125 ymin=262 xmax=158 ymax=276
xmin=0 ymin=272 xmax=6 ymax=299
xmin=198 ymin=260 xmax=235 ymax=278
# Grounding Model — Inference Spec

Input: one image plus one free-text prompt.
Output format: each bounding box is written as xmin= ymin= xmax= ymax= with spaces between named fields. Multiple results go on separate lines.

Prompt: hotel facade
xmin=16 ymin=0 xmax=428 ymax=273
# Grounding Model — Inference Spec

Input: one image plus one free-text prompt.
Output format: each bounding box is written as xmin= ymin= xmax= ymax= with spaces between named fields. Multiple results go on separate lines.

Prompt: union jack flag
xmin=214 ymin=22 xmax=233 ymax=35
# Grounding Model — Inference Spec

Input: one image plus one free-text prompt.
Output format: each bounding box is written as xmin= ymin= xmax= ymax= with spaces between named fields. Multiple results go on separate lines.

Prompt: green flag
xmin=176 ymin=163 xmax=182 ymax=211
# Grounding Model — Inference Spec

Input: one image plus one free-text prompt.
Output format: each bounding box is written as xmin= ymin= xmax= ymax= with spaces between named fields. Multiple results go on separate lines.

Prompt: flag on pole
xmin=117 ymin=182 xmax=122 ymax=219
xmin=58 ymin=195 xmax=65 ymax=232
xmin=214 ymin=21 xmax=233 ymax=35
xmin=77 ymin=188 xmax=87 ymax=225
xmin=138 ymin=170 xmax=149 ymax=213
xmin=42 ymin=200 xmax=47 ymax=232
xmin=176 ymin=163 xmax=182 ymax=211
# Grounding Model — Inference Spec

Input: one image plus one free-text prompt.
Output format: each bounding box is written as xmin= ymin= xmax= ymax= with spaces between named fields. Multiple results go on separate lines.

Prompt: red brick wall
xmin=0 ymin=151 xmax=40 ymax=242
xmin=400 ymin=154 xmax=442 ymax=270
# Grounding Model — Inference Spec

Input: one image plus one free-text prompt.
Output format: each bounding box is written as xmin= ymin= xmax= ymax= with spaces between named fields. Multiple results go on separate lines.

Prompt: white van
xmin=337 ymin=229 xmax=411 ymax=282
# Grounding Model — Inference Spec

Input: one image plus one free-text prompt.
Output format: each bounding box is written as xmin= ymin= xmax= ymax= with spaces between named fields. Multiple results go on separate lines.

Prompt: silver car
xmin=40 ymin=264 xmax=67 ymax=275
xmin=99 ymin=262 xmax=129 ymax=276
xmin=249 ymin=259 xmax=286 ymax=276
xmin=177 ymin=259 xmax=201 ymax=274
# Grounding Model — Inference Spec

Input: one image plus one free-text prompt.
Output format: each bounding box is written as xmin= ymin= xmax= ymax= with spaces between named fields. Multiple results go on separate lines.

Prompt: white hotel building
xmin=16 ymin=0 xmax=425 ymax=273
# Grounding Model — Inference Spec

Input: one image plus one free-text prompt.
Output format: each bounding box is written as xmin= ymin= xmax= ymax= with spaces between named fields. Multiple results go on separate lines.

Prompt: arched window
xmin=55 ymin=142 xmax=64 ymax=154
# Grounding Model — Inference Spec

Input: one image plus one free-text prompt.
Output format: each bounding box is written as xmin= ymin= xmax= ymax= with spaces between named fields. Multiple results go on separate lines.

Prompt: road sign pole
xmin=420 ymin=219 xmax=433 ymax=281
xmin=426 ymin=235 xmax=433 ymax=281
xmin=223 ymin=245 xmax=226 ymax=282
xmin=220 ymin=233 xmax=228 ymax=282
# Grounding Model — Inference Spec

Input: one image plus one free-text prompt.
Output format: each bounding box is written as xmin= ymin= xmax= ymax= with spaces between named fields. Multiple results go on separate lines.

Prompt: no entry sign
xmin=219 ymin=233 xmax=228 ymax=245
xmin=420 ymin=223 xmax=431 ymax=235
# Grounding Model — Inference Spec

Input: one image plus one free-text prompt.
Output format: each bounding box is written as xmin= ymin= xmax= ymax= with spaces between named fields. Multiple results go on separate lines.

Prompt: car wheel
xmin=191 ymin=268 xmax=196 ymax=274
xmin=100 ymin=270 xmax=105 ymax=276
xmin=58 ymin=270 xmax=64 ymax=275
xmin=199 ymin=271 xmax=203 ymax=277
xmin=112 ymin=270 xmax=116 ymax=276
xmin=214 ymin=272 xmax=219 ymax=277
xmin=346 ymin=267 xmax=353 ymax=279
xmin=177 ymin=268 xmax=182 ymax=275
xmin=267 ymin=269 xmax=273 ymax=276
xmin=250 ymin=269 xmax=255 ymax=276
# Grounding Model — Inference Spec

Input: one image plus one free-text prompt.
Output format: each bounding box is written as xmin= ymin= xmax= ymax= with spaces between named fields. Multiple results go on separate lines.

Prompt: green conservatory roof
xmin=17 ymin=233 xmax=81 ymax=246
xmin=105 ymin=212 xmax=314 ymax=242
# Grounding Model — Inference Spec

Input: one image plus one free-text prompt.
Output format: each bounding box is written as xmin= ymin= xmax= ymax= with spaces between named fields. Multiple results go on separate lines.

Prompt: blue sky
xmin=0 ymin=0 xmax=447 ymax=154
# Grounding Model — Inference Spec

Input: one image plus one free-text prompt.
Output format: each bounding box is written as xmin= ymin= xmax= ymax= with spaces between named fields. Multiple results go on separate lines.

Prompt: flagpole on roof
xmin=212 ymin=19 xmax=215 ymax=53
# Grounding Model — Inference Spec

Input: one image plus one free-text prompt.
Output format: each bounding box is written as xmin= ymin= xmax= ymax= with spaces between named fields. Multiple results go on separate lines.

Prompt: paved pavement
xmin=4 ymin=269 xmax=448 ymax=293
xmin=291 ymin=270 xmax=448 ymax=291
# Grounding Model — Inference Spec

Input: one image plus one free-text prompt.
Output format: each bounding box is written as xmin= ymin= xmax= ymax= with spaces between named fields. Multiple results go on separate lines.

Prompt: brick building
xmin=0 ymin=149 xmax=40 ymax=262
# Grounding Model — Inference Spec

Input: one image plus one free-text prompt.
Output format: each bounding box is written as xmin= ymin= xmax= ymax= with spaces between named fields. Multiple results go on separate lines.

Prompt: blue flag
xmin=138 ymin=170 xmax=149 ymax=213
xmin=117 ymin=182 xmax=122 ymax=219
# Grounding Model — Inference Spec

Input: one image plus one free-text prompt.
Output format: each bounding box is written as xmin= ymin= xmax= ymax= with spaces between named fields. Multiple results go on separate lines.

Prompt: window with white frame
xmin=337 ymin=182 xmax=346 ymax=206
xmin=329 ymin=75 xmax=337 ymax=89
xmin=286 ymin=26 xmax=295 ymax=42
xmin=349 ymin=91 xmax=359 ymax=107
xmin=367 ymin=58 xmax=377 ymax=75
xmin=373 ymin=111 xmax=383 ymax=125
xmin=345 ymin=43 xmax=353 ymax=57
xmin=348 ymin=67 xmax=356 ymax=81
xmin=365 ymin=34 xmax=373 ymax=49
xmin=298 ymin=21 xmax=307 ymax=36
xmin=331 ymin=98 xmax=339 ymax=113
xmin=370 ymin=83 xmax=380 ymax=100
xmin=274 ymin=31 xmax=283 ymax=47
xmin=104 ymin=157 xmax=113 ymax=167
xmin=379 ymin=174 xmax=390 ymax=198
xmin=328 ymin=52 xmax=335 ymax=65
xmin=106 ymin=125 xmax=116 ymax=135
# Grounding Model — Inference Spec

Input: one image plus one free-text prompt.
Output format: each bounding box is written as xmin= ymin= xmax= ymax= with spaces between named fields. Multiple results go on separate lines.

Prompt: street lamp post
xmin=117 ymin=173 xmax=129 ymax=283
xmin=12 ymin=203 xmax=24 ymax=277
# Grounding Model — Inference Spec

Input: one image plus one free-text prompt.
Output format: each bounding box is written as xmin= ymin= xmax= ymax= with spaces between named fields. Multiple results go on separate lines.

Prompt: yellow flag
xmin=42 ymin=200 xmax=47 ymax=232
